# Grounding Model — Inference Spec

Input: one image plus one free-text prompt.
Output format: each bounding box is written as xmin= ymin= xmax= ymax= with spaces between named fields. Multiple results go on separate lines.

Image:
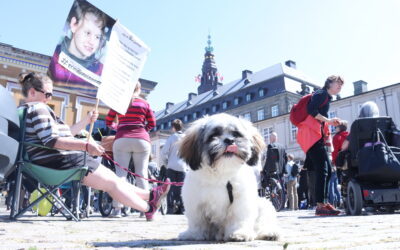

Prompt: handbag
xmin=357 ymin=129 xmax=400 ymax=182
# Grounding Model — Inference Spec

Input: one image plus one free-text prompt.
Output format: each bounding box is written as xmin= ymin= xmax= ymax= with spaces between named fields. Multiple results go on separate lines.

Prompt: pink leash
xmin=102 ymin=153 xmax=184 ymax=186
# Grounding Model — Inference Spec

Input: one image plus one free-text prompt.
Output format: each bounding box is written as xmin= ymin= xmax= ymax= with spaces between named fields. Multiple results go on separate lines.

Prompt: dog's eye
xmin=232 ymin=131 xmax=243 ymax=138
xmin=206 ymin=127 xmax=223 ymax=142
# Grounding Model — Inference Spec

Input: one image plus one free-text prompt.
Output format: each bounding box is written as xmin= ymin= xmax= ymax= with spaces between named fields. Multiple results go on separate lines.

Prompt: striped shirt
xmin=105 ymin=98 xmax=156 ymax=142
xmin=22 ymin=102 xmax=80 ymax=165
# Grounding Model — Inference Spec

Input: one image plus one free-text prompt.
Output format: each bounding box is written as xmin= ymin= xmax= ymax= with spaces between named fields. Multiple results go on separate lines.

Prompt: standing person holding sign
xmin=18 ymin=72 xmax=169 ymax=221
xmin=105 ymin=81 xmax=156 ymax=218
xmin=296 ymin=75 xmax=344 ymax=216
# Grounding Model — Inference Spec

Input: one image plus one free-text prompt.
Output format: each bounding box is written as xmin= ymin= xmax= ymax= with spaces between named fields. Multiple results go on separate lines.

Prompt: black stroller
xmin=340 ymin=117 xmax=400 ymax=215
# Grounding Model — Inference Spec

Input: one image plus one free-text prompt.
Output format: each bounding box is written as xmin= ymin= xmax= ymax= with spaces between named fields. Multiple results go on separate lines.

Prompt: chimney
xmin=244 ymin=78 xmax=251 ymax=85
xmin=242 ymin=70 xmax=253 ymax=80
xmin=165 ymin=102 xmax=174 ymax=114
xmin=285 ymin=60 xmax=296 ymax=69
xmin=188 ymin=92 xmax=197 ymax=101
xmin=212 ymin=84 xmax=221 ymax=96
xmin=353 ymin=80 xmax=368 ymax=95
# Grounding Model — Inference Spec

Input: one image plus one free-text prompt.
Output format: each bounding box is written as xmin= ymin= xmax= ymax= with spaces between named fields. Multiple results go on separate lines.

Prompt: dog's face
xmin=179 ymin=113 xmax=265 ymax=170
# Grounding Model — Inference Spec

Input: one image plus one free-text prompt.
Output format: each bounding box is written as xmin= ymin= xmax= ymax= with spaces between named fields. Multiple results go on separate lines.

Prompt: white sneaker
xmin=109 ymin=208 xmax=122 ymax=218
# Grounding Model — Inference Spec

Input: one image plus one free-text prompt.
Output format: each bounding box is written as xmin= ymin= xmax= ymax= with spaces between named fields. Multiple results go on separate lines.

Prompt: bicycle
xmin=259 ymin=171 xmax=285 ymax=212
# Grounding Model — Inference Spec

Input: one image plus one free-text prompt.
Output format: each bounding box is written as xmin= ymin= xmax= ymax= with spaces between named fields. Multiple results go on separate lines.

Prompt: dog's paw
xmin=226 ymin=229 xmax=256 ymax=242
xmin=178 ymin=230 xmax=206 ymax=241
xmin=256 ymin=231 xmax=280 ymax=241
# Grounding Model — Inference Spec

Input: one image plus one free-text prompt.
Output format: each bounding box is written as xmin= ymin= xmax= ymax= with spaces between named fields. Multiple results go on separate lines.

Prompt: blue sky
xmin=1 ymin=0 xmax=399 ymax=111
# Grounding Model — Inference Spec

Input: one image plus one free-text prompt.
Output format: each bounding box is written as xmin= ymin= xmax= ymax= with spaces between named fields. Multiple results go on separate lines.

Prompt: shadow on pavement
xmin=93 ymin=239 xmax=220 ymax=248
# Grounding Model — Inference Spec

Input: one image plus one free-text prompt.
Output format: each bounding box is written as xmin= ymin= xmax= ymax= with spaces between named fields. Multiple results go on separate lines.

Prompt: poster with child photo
xmin=48 ymin=0 xmax=150 ymax=115
xmin=47 ymin=0 xmax=115 ymax=97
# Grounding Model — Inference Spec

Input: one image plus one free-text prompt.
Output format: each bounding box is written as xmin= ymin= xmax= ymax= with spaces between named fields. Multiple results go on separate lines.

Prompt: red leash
xmin=102 ymin=153 xmax=184 ymax=186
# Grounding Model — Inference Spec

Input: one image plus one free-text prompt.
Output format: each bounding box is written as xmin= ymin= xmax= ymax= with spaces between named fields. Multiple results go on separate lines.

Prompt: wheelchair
xmin=339 ymin=117 xmax=400 ymax=215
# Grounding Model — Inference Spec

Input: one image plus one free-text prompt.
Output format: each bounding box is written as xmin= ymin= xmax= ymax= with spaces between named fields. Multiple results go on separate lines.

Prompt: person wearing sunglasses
xmin=18 ymin=72 xmax=170 ymax=221
xmin=33 ymin=87 xmax=53 ymax=99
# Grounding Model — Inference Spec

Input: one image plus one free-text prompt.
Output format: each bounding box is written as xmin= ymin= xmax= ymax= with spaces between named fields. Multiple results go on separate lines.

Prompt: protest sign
xmin=47 ymin=0 xmax=150 ymax=116
xmin=47 ymin=0 xmax=115 ymax=97
xmin=97 ymin=21 xmax=150 ymax=114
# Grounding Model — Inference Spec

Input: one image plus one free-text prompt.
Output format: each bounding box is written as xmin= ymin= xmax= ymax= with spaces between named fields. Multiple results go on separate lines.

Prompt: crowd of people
xmin=8 ymin=71 xmax=398 ymax=221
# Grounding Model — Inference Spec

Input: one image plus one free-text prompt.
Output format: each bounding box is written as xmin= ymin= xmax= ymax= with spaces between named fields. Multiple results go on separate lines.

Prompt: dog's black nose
xmin=224 ymin=138 xmax=234 ymax=145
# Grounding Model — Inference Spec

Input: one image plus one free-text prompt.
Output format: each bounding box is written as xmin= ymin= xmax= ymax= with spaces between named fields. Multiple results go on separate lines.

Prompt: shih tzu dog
xmin=178 ymin=113 xmax=280 ymax=242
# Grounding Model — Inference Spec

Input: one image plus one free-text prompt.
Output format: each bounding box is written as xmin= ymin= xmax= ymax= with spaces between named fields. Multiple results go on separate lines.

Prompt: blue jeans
xmin=328 ymin=171 xmax=341 ymax=206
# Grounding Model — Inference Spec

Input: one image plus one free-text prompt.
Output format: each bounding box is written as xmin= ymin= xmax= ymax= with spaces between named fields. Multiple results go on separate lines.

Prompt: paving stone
xmin=1 ymin=206 xmax=400 ymax=249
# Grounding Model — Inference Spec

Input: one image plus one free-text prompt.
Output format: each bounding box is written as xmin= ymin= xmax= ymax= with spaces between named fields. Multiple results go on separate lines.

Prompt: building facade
xmin=151 ymin=38 xmax=400 ymax=166
xmin=151 ymin=37 xmax=320 ymax=165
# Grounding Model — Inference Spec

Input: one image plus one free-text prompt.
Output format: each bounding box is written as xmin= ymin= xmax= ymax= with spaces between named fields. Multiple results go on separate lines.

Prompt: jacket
xmin=297 ymin=115 xmax=331 ymax=153
xmin=161 ymin=131 xmax=189 ymax=172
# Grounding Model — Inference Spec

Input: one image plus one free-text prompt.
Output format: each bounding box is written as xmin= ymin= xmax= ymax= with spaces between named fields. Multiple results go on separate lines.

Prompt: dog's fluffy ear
xmin=179 ymin=125 xmax=205 ymax=170
xmin=246 ymin=126 xmax=266 ymax=166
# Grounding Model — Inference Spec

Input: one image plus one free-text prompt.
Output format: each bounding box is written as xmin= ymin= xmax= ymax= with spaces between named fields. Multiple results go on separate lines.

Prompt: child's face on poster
xmin=69 ymin=12 xmax=104 ymax=59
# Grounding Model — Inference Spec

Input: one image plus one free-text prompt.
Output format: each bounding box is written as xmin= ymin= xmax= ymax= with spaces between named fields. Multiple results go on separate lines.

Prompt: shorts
xmin=33 ymin=152 xmax=101 ymax=173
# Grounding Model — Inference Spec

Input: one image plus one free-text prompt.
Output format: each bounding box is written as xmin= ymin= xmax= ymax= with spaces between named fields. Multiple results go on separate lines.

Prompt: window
xmin=204 ymin=108 xmax=210 ymax=115
xmin=263 ymin=127 xmax=273 ymax=144
xmin=48 ymin=104 xmax=55 ymax=110
xmin=184 ymin=115 xmax=188 ymax=122
xmin=160 ymin=124 xmax=164 ymax=130
xmin=212 ymin=105 xmax=218 ymax=113
xmin=234 ymin=97 xmax=240 ymax=105
xmin=257 ymin=109 xmax=264 ymax=121
xmin=328 ymin=111 xmax=337 ymax=133
xmin=290 ymin=124 xmax=298 ymax=141
xmin=222 ymin=101 xmax=228 ymax=109
xmin=168 ymin=121 xmax=171 ymax=128
xmin=246 ymin=93 xmax=252 ymax=102
xmin=193 ymin=112 xmax=197 ymax=119
xmin=259 ymin=88 xmax=265 ymax=97
xmin=271 ymin=105 xmax=279 ymax=117
xmin=243 ymin=112 xmax=251 ymax=121
xmin=288 ymin=103 xmax=293 ymax=113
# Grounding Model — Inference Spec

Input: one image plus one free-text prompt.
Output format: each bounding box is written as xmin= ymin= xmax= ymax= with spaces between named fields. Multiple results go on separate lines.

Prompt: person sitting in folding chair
xmin=17 ymin=72 xmax=169 ymax=221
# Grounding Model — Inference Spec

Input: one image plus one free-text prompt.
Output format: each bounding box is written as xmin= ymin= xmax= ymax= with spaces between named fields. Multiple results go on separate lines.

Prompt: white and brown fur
xmin=178 ymin=113 xmax=280 ymax=242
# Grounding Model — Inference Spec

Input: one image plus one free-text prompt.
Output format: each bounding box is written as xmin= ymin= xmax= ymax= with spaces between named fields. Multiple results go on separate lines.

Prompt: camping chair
xmin=9 ymin=107 xmax=88 ymax=222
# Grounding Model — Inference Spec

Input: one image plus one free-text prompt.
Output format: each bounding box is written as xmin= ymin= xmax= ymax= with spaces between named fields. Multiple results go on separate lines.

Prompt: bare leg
xmin=82 ymin=165 xmax=150 ymax=212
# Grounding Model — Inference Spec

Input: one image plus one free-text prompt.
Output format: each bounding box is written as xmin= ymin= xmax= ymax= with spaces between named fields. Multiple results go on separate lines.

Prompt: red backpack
xmin=290 ymin=93 xmax=328 ymax=127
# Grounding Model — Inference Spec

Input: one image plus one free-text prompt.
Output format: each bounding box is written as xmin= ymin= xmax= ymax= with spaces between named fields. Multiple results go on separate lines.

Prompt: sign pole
xmin=87 ymin=98 xmax=100 ymax=141
xmin=85 ymin=98 xmax=99 ymax=217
